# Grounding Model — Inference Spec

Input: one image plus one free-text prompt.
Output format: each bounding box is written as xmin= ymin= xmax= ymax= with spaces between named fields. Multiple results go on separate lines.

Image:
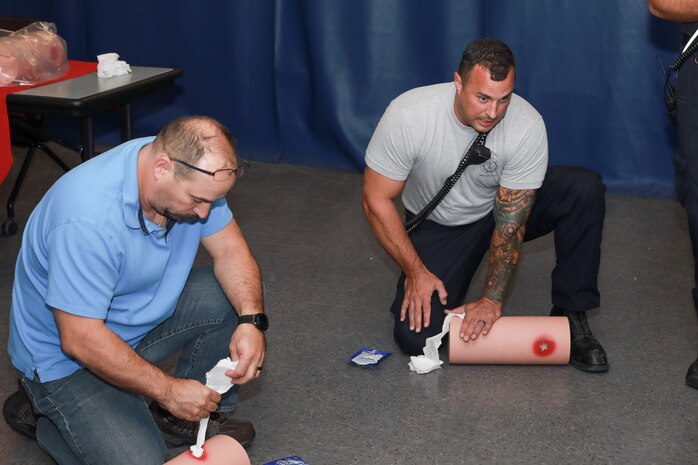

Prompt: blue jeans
xmin=21 ymin=267 xmax=239 ymax=465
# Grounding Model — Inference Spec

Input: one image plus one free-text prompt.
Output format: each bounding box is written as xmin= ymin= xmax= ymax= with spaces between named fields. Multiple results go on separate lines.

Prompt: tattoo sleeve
xmin=483 ymin=187 xmax=537 ymax=303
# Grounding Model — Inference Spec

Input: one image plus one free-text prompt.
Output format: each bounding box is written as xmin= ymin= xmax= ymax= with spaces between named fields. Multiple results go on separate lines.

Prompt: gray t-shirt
xmin=365 ymin=82 xmax=548 ymax=226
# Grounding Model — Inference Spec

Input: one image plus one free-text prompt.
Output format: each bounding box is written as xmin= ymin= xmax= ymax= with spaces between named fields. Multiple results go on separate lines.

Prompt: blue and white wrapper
xmin=264 ymin=456 xmax=310 ymax=465
xmin=349 ymin=348 xmax=391 ymax=366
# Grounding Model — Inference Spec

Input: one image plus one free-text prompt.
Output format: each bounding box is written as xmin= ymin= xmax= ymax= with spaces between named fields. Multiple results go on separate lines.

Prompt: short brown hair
xmin=457 ymin=38 xmax=515 ymax=82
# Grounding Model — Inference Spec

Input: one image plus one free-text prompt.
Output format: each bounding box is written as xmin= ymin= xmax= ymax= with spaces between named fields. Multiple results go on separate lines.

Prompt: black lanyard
xmin=405 ymin=132 xmax=490 ymax=234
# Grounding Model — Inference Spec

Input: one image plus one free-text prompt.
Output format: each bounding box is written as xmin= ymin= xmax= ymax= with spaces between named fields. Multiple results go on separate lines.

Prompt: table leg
xmin=80 ymin=117 xmax=94 ymax=161
xmin=121 ymin=103 xmax=132 ymax=142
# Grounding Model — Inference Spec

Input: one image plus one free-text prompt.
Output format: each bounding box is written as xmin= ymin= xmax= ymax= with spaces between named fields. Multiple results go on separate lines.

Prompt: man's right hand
xmin=160 ymin=378 xmax=221 ymax=422
xmin=401 ymin=266 xmax=448 ymax=332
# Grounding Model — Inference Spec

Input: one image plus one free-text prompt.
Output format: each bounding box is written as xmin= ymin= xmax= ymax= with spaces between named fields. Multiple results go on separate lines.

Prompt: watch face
xmin=241 ymin=313 xmax=268 ymax=331
xmin=255 ymin=313 xmax=269 ymax=331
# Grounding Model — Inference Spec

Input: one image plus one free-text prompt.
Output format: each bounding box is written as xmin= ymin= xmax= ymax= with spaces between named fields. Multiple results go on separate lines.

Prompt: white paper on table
xmin=190 ymin=357 xmax=238 ymax=457
xmin=409 ymin=313 xmax=464 ymax=374
xmin=96 ymin=52 xmax=131 ymax=78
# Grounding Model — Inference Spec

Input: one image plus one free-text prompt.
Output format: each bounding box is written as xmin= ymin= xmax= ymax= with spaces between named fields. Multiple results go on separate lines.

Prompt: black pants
xmin=675 ymin=46 xmax=698 ymax=314
xmin=390 ymin=165 xmax=606 ymax=355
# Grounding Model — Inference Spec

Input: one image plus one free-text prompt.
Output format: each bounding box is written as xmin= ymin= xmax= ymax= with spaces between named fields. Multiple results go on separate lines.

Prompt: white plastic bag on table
xmin=0 ymin=21 xmax=69 ymax=86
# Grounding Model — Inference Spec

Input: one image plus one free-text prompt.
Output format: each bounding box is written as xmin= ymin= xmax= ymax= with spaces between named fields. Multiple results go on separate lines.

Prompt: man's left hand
xmin=445 ymin=297 xmax=502 ymax=342
xmin=225 ymin=322 xmax=266 ymax=384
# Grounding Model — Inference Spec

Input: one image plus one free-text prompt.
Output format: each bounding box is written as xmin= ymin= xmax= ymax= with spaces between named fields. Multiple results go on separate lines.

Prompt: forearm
xmin=362 ymin=168 xmax=447 ymax=330
xmin=203 ymin=221 xmax=264 ymax=317
xmin=213 ymin=248 xmax=264 ymax=316
xmin=363 ymin=197 xmax=425 ymax=275
xmin=483 ymin=224 xmax=525 ymax=304
xmin=649 ymin=0 xmax=698 ymax=22
xmin=482 ymin=188 xmax=536 ymax=303
xmin=57 ymin=311 xmax=174 ymax=403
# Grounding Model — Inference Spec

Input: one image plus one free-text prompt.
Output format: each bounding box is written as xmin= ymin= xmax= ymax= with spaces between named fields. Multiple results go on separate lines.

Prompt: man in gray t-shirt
xmin=363 ymin=38 xmax=609 ymax=373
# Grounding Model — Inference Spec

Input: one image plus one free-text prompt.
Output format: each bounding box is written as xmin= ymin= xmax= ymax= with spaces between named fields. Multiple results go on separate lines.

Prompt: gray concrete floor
xmin=0 ymin=143 xmax=696 ymax=465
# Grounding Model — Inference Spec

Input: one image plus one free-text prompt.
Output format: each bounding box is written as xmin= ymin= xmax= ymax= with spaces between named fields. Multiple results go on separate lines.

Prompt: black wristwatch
xmin=238 ymin=313 xmax=269 ymax=331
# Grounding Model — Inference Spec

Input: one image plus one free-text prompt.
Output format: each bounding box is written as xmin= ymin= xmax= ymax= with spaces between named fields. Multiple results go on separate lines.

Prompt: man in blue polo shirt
xmin=3 ymin=116 xmax=268 ymax=464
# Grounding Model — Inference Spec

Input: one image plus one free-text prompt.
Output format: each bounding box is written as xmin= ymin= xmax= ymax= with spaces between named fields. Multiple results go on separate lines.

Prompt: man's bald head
xmin=151 ymin=116 xmax=238 ymax=181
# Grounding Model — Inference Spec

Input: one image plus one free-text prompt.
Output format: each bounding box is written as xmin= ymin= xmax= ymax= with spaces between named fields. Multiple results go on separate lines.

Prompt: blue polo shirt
xmin=8 ymin=137 xmax=233 ymax=382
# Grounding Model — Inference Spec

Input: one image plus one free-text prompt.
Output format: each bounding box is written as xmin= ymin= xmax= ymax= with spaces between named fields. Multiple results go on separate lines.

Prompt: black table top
xmin=6 ymin=66 xmax=183 ymax=116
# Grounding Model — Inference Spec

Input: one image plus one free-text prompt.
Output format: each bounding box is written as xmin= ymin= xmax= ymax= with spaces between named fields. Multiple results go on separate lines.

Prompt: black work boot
xmin=686 ymin=355 xmax=698 ymax=389
xmin=150 ymin=403 xmax=255 ymax=449
xmin=551 ymin=306 xmax=609 ymax=373
xmin=2 ymin=382 xmax=38 ymax=439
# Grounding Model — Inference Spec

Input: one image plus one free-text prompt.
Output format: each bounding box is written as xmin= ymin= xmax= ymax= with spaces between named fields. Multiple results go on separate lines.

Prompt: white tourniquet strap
xmin=409 ymin=313 xmax=464 ymax=374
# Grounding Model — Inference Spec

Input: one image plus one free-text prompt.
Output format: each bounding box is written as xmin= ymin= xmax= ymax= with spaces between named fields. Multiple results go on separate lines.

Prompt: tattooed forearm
xmin=483 ymin=187 xmax=537 ymax=302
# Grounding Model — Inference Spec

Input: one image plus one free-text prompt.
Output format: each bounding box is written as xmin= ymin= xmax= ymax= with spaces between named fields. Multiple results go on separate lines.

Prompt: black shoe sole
xmin=570 ymin=359 xmax=610 ymax=373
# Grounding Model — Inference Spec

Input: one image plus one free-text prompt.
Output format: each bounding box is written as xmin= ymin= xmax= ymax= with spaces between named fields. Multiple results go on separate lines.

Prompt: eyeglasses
xmin=172 ymin=158 xmax=249 ymax=181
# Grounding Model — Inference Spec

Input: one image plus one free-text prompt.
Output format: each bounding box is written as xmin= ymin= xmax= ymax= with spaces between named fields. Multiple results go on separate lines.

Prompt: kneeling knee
xmin=393 ymin=326 xmax=427 ymax=356
xmin=565 ymin=167 xmax=606 ymax=200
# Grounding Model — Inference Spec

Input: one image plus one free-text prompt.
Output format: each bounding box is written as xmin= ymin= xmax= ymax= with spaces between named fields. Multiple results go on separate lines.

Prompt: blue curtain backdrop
xmin=0 ymin=0 xmax=683 ymax=197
